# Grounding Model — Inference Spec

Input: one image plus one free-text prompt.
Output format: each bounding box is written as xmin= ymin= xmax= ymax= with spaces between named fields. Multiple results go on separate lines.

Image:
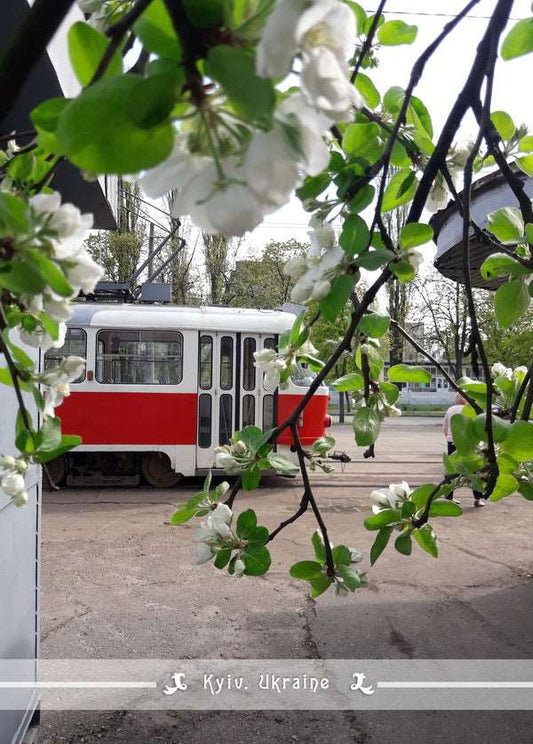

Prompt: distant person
xmin=443 ymin=394 xmax=487 ymax=508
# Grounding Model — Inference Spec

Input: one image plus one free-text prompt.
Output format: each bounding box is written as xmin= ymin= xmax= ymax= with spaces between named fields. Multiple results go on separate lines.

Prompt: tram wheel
xmin=141 ymin=452 xmax=183 ymax=488
xmin=43 ymin=455 xmax=68 ymax=490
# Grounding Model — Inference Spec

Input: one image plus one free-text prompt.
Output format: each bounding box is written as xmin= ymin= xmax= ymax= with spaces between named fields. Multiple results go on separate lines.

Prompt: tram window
xmin=95 ymin=329 xmax=183 ymax=384
xmin=198 ymin=394 xmax=212 ymax=448
xmin=44 ymin=328 xmax=86 ymax=382
xmin=219 ymin=394 xmax=233 ymax=446
xmin=291 ymin=361 xmax=316 ymax=387
xmin=263 ymin=395 xmax=275 ymax=432
xmin=264 ymin=337 xmax=276 ymax=350
xmin=242 ymin=394 xmax=255 ymax=427
xmin=220 ymin=336 xmax=233 ymax=390
xmin=243 ymin=337 xmax=256 ymax=391
xmin=199 ymin=335 xmax=213 ymax=390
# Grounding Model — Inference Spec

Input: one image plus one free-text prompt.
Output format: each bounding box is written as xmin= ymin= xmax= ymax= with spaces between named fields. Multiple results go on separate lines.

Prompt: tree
xmin=1 ymin=0 xmax=533 ymax=601
xmin=477 ymin=290 xmax=533 ymax=367
xmin=85 ymin=179 xmax=144 ymax=283
xmin=411 ymin=270 xmax=472 ymax=378
xmin=226 ymin=239 xmax=305 ymax=308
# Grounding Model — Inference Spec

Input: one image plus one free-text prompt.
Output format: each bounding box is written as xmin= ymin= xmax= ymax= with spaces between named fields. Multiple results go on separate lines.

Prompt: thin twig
xmin=510 ymin=360 xmax=532 ymax=422
xmin=350 ymin=0 xmax=387 ymax=84
xmin=390 ymin=319 xmax=483 ymax=413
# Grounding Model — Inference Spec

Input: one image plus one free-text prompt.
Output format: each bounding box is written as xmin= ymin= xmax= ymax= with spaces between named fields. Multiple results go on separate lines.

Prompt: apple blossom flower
xmin=403 ymin=247 xmax=424 ymax=271
xmin=65 ymin=251 xmax=104 ymax=295
xmin=30 ymin=191 xmax=93 ymax=260
xmin=301 ymin=46 xmax=359 ymax=122
xmin=285 ymin=218 xmax=345 ymax=303
xmin=215 ymin=439 xmax=256 ymax=473
xmin=194 ymin=504 xmax=237 ymax=564
xmin=277 ymin=94 xmax=332 ymax=176
xmin=492 ymin=362 xmax=512 ymax=379
xmin=244 ymin=130 xmax=300 ymax=212
xmin=38 ymin=355 xmax=85 ymax=418
xmin=256 ymin=0 xmax=308 ymax=78
xmin=253 ymin=348 xmax=288 ymax=392
xmin=19 ymin=321 xmax=67 ymax=353
xmin=233 ymin=558 xmax=246 ymax=578
xmin=370 ymin=481 xmax=411 ymax=510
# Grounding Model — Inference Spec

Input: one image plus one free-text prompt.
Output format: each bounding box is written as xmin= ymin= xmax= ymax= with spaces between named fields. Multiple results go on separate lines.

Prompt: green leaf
xmin=31 ymin=98 xmax=70 ymax=154
xmin=38 ymin=312 xmax=59 ymax=341
xmin=490 ymin=110 xmax=515 ymax=140
xmin=346 ymin=184 xmax=375 ymax=213
xmin=450 ymin=413 xmax=478 ymax=455
xmin=311 ymin=531 xmax=326 ymax=562
xmin=399 ymin=223 xmax=434 ymax=249
xmin=481 ymin=253 xmax=531 ymax=279
xmin=382 ymin=168 xmax=418 ymax=212
xmin=413 ymin=524 xmax=438 ymax=558
xmin=134 ymin=0 xmax=181 ymax=59
xmin=127 ymin=74 xmax=178 ymax=128
xmin=332 ymin=545 xmax=351 ymax=567
xmin=410 ymin=483 xmax=438 ymax=508
xmin=378 ymin=19 xmax=417 ymax=45
xmin=310 ymin=573 xmax=333 ymax=597
xmin=358 ymin=313 xmax=390 ymax=338
xmin=380 ymin=381 xmax=399 ymax=405
xmin=390 ymin=140 xmax=411 ymax=167
xmin=502 ymin=421 xmax=533 ymax=461
xmin=331 ymin=372 xmax=364 ymax=392
xmin=516 ymin=155 xmax=533 ymax=177
xmin=401 ymin=500 xmax=416 ymax=518
xmin=182 ymin=0 xmax=225 ymax=26
xmin=354 ymin=72 xmax=380 ymax=108
xmin=336 ymin=564 xmax=363 ymax=591
xmin=388 ymin=364 xmax=432 ymax=383
xmin=296 ymin=172 xmax=329 ymax=200
xmin=487 ymin=207 xmax=524 ymax=243
xmin=471 ymin=413 xmax=509 ymax=444
xmin=353 ymin=407 xmax=381 ymax=447
xmin=249 ymin=526 xmax=269 ymax=544
xmin=501 ymin=17 xmax=533 ymax=60
xmin=364 ymin=508 xmax=401 ymax=531
xmin=241 ymin=464 xmax=261 ymax=490
xmin=518 ymin=482 xmax=533 ymax=500
xmin=25 ymin=249 xmax=73 ymax=297
xmin=494 ymin=279 xmax=530 ymax=329
xmin=347 ymin=1 xmax=367 ymax=34
xmin=170 ymin=507 xmax=198 ymax=525
xmin=518 ymin=135 xmax=533 ymax=152
xmin=266 ymin=451 xmax=299 ymax=476
xmin=0 ymin=260 xmax=46 ymax=295
xmin=370 ymin=526 xmax=393 ymax=564
xmin=236 ymin=509 xmax=257 ymax=539
xmin=207 ymin=46 xmax=275 ymax=122
xmin=355 ymin=248 xmax=395 ymax=270
xmin=33 ymin=434 xmax=82 ymax=463
xmin=390 ymin=258 xmax=416 ymax=283
xmin=394 ymin=532 xmax=412 ymax=555
xmin=214 ymin=547 xmax=232 ymax=569
xmin=342 ymin=122 xmax=383 ymax=162
xmin=489 ymin=474 xmax=519 ymax=502
xmin=429 ymin=499 xmax=463 ymax=517
xmin=0 ymin=192 xmax=30 ymax=234
xmin=57 ymin=76 xmax=174 ymax=174
xmin=339 ymin=214 xmax=369 ymax=257
xmin=242 ymin=543 xmax=271 ymax=576
xmin=68 ymin=22 xmax=122 ymax=86
xmin=383 ymin=85 xmax=404 ymax=114
xmin=289 ymin=560 xmax=324 ymax=580
xmin=238 ymin=425 xmax=270 ymax=454
xmin=319 ymin=273 xmax=357 ymax=322
xmin=35 ymin=415 xmax=62 ymax=451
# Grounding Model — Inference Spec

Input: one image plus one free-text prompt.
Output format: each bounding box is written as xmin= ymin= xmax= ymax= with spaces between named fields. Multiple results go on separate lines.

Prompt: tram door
xmin=196 ymin=332 xmax=277 ymax=469
xmin=196 ymin=332 xmax=237 ymax=469
xmin=240 ymin=333 xmax=277 ymax=438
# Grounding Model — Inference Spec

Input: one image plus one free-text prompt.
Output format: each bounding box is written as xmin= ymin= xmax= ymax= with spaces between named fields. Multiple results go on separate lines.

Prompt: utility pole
xmin=147 ymin=221 xmax=155 ymax=281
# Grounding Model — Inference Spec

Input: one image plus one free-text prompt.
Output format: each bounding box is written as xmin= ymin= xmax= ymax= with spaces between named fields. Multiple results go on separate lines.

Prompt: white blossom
xmin=244 ymin=130 xmax=299 ymax=211
xmin=1 ymin=470 xmax=25 ymax=498
xmin=77 ymin=0 xmax=103 ymax=12
xmin=233 ymin=558 xmax=246 ymax=578
xmin=39 ymin=356 xmax=85 ymax=387
xmin=196 ymin=542 xmax=213 ymax=565
xmin=256 ymin=0 xmax=308 ymax=78
xmin=286 ymin=218 xmax=344 ymax=303
xmin=404 ymin=247 xmax=424 ymax=271
xmin=492 ymin=362 xmax=512 ymax=379
xmin=370 ymin=481 xmax=411 ymax=509
xmin=19 ymin=321 xmax=67 ymax=353
xmin=277 ymin=95 xmax=331 ymax=176
xmin=65 ymin=251 xmax=104 ymax=294
xmin=30 ymin=191 xmax=93 ymax=260
xmin=253 ymin=348 xmax=288 ymax=392
xmin=301 ymin=46 xmax=359 ymax=122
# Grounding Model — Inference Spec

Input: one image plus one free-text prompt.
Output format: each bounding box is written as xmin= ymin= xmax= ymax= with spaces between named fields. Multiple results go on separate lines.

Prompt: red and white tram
xmin=45 ymin=304 xmax=330 ymax=487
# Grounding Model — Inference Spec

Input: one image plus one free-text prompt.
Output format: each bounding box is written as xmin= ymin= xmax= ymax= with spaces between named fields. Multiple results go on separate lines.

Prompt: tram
xmin=44 ymin=304 xmax=331 ymax=487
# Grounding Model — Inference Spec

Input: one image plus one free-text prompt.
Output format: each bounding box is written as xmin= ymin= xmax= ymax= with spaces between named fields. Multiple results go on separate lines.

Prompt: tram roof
xmin=69 ymin=303 xmax=296 ymax=334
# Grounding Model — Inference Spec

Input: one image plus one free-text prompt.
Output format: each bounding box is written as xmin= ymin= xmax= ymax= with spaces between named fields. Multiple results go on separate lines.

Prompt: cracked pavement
xmin=39 ymin=418 xmax=533 ymax=743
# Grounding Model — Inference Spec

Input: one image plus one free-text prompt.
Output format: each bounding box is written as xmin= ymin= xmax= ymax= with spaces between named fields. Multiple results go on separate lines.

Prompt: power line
xmin=364 ymin=8 xmax=526 ymax=21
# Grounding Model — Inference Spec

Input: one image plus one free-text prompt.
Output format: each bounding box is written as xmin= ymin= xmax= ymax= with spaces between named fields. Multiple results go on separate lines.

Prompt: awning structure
xmin=430 ymin=168 xmax=533 ymax=291
xmin=1 ymin=0 xmax=117 ymax=230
